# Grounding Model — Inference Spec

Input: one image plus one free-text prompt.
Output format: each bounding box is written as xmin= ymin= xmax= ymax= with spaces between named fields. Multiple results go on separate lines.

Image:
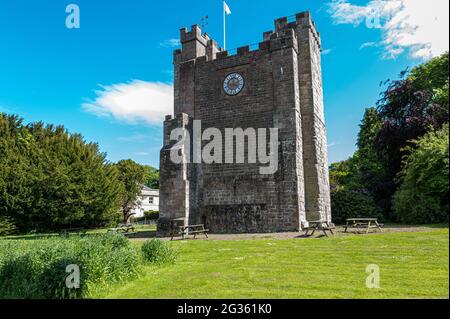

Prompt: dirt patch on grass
xmin=131 ymin=225 xmax=447 ymax=242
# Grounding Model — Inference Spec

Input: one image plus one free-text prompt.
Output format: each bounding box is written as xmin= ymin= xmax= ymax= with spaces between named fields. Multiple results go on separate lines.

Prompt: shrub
xmin=0 ymin=233 xmax=140 ymax=299
xmin=393 ymin=125 xmax=449 ymax=224
xmin=0 ymin=216 xmax=17 ymax=236
xmin=141 ymin=239 xmax=177 ymax=265
xmin=331 ymin=189 xmax=383 ymax=224
xmin=100 ymin=232 xmax=129 ymax=249
xmin=144 ymin=210 xmax=160 ymax=221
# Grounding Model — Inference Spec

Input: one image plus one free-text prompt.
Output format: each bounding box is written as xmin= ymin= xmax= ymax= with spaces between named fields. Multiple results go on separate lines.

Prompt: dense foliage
xmin=329 ymin=158 xmax=383 ymax=224
xmin=144 ymin=166 xmax=160 ymax=189
xmin=331 ymin=189 xmax=383 ymax=224
xmin=115 ymin=159 xmax=147 ymax=223
xmin=393 ymin=125 xmax=449 ymax=224
xmin=141 ymin=239 xmax=177 ymax=265
xmin=0 ymin=114 xmax=124 ymax=232
xmin=375 ymin=53 xmax=449 ymax=214
xmin=329 ymin=109 xmax=385 ymax=223
xmin=0 ymin=216 xmax=17 ymax=236
xmin=144 ymin=210 xmax=160 ymax=221
xmin=0 ymin=233 xmax=140 ymax=299
xmin=330 ymin=52 xmax=449 ymax=223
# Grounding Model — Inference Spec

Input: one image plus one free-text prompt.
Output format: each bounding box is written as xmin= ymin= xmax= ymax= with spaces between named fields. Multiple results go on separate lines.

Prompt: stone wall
xmin=294 ymin=12 xmax=332 ymax=222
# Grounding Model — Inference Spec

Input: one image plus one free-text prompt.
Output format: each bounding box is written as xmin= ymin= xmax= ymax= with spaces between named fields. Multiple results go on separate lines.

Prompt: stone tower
xmin=158 ymin=11 xmax=331 ymax=235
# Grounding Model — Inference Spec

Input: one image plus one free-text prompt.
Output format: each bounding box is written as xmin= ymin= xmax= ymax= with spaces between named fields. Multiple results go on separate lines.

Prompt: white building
xmin=131 ymin=186 xmax=160 ymax=218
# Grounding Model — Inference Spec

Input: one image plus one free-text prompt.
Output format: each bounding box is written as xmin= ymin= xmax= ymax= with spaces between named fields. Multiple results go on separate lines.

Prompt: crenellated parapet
xmin=273 ymin=12 xmax=321 ymax=50
xmin=174 ymin=11 xmax=320 ymax=65
xmin=180 ymin=25 xmax=209 ymax=46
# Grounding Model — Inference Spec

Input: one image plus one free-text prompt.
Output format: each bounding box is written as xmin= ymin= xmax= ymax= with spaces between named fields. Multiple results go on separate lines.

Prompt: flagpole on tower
xmin=223 ymin=3 xmax=226 ymax=50
xmin=223 ymin=1 xmax=231 ymax=50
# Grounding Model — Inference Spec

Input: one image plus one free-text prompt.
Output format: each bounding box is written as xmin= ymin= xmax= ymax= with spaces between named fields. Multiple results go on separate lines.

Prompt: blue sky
xmin=1 ymin=0 xmax=448 ymax=168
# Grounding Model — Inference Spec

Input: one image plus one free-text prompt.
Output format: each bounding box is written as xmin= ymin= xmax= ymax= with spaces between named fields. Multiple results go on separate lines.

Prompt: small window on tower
xmin=149 ymin=197 xmax=154 ymax=204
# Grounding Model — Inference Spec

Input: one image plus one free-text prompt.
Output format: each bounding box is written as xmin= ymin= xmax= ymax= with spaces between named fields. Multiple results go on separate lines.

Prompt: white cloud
xmin=159 ymin=38 xmax=181 ymax=48
xmin=328 ymin=0 xmax=449 ymax=59
xmin=322 ymin=48 xmax=333 ymax=55
xmin=360 ymin=41 xmax=378 ymax=49
xmin=83 ymin=80 xmax=173 ymax=126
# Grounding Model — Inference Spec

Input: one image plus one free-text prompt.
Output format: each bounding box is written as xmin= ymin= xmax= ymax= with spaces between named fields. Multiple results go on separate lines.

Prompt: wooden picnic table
xmin=344 ymin=218 xmax=383 ymax=234
xmin=304 ymin=220 xmax=335 ymax=237
xmin=170 ymin=224 xmax=209 ymax=241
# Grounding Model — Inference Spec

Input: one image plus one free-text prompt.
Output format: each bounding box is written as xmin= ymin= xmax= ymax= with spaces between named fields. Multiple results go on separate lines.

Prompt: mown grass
xmin=1 ymin=224 xmax=157 ymax=240
xmin=97 ymin=229 xmax=449 ymax=299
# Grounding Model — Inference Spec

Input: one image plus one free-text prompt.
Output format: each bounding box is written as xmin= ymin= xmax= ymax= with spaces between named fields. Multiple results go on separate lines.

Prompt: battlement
xmin=210 ymin=27 xmax=298 ymax=62
xmin=175 ymin=11 xmax=321 ymax=63
xmin=274 ymin=11 xmax=321 ymax=49
xmin=180 ymin=25 xmax=209 ymax=46
xmin=176 ymin=24 xmax=222 ymax=62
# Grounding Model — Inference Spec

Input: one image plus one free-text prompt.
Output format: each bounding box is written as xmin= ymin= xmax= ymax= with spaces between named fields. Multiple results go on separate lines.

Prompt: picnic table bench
xmin=108 ymin=224 xmax=137 ymax=236
xmin=344 ymin=218 xmax=384 ymax=234
xmin=170 ymin=224 xmax=209 ymax=241
xmin=303 ymin=221 xmax=336 ymax=237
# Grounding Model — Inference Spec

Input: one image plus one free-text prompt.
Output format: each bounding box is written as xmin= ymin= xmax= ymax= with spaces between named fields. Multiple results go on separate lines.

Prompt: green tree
xmin=409 ymin=51 xmax=449 ymax=94
xmin=329 ymin=158 xmax=383 ymax=224
xmin=353 ymin=108 xmax=390 ymax=214
xmin=329 ymin=159 xmax=360 ymax=191
xmin=0 ymin=216 xmax=17 ymax=236
xmin=331 ymin=189 xmax=383 ymax=224
xmin=329 ymin=53 xmax=449 ymax=223
xmin=393 ymin=125 xmax=449 ymax=224
xmin=329 ymin=108 xmax=386 ymax=222
xmin=375 ymin=52 xmax=449 ymax=214
xmin=115 ymin=160 xmax=146 ymax=223
xmin=330 ymin=108 xmax=385 ymax=194
xmin=144 ymin=166 xmax=160 ymax=189
xmin=0 ymin=113 xmax=124 ymax=232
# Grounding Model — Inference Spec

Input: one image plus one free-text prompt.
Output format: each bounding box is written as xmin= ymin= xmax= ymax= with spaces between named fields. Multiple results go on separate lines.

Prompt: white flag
xmin=224 ymin=1 xmax=231 ymax=15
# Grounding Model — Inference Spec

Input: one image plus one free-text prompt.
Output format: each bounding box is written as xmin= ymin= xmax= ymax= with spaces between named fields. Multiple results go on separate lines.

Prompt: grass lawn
xmin=96 ymin=229 xmax=449 ymax=299
xmin=1 ymin=224 xmax=157 ymax=240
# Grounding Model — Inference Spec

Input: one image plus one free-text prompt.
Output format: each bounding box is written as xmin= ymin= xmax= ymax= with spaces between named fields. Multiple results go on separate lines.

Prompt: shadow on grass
xmin=126 ymin=231 xmax=157 ymax=240
xmin=381 ymin=223 xmax=449 ymax=229
xmin=1 ymin=233 xmax=61 ymax=241
xmin=2 ymin=231 xmax=158 ymax=241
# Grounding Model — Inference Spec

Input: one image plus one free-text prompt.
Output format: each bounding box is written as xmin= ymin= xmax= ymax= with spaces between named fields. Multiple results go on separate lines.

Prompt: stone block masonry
xmin=158 ymin=11 xmax=331 ymax=235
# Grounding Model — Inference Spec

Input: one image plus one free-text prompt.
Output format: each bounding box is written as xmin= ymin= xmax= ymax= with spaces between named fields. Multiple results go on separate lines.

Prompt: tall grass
xmin=141 ymin=239 xmax=177 ymax=265
xmin=0 ymin=233 xmax=140 ymax=299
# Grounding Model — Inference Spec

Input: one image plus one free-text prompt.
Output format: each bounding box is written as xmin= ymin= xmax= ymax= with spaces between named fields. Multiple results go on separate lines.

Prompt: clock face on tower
xmin=223 ymin=73 xmax=245 ymax=96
